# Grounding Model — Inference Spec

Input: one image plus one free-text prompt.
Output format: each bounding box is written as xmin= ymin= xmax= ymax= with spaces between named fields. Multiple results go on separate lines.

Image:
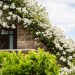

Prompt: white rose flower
xmin=60 ymin=56 xmax=66 ymax=62
xmin=62 ymin=58 xmax=66 ymax=62
xmin=23 ymin=18 xmax=31 ymax=25
xmin=60 ymin=56 xmax=64 ymax=61
xmin=11 ymin=24 xmax=16 ymax=29
xmin=62 ymin=51 xmax=66 ymax=55
xmin=24 ymin=25 xmax=27 ymax=28
xmin=66 ymin=49 xmax=74 ymax=53
xmin=61 ymin=67 xmax=69 ymax=72
xmin=9 ymin=12 xmax=13 ymax=15
xmin=16 ymin=7 xmax=22 ymax=12
xmin=56 ymin=52 xmax=60 ymax=56
xmin=59 ymin=47 xmax=63 ymax=50
xmin=36 ymin=32 xmax=40 ymax=36
xmin=73 ymin=54 xmax=75 ymax=57
xmin=67 ymin=61 xmax=72 ymax=66
xmin=22 ymin=7 xmax=28 ymax=14
xmin=12 ymin=14 xmax=17 ymax=20
xmin=3 ymin=5 xmax=9 ymax=10
xmin=6 ymin=25 xmax=9 ymax=29
xmin=6 ymin=16 xmax=11 ymax=20
xmin=55 ymin=43 xmax=60 ymax=49
xmin=17 ymin=16 xmax=21 ymax=22
xmin=63 ymin=44 xmax=67 ymax=48
xmin=67 ymin=56 xmax=73 ymax=60
xmin=10 ymin=3 xmax=15 ymax=9
xmin=2 ymin=22 xmax=7 ymax=28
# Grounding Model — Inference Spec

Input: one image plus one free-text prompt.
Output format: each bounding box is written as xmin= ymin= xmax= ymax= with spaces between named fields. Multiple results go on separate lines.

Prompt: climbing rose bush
xmin=0 ymin=0 xmax=75 ymax=74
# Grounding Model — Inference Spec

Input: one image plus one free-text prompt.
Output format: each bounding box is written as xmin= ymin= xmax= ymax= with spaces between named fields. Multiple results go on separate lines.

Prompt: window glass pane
xmin=9 ymin=35 xmax=13 ymax=49
xmin=1 ymin=30 xmax=8 ymax=34
xmin=10 ymin=31 xmax=13 ymax=34
xmin=0 ymin=35 xmax=9 ymax=49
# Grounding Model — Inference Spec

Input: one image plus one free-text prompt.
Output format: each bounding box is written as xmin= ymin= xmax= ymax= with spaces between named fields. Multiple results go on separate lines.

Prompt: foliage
xmin=0 ymin=48 xmax=60 ymax=75
xmin=0 ymin=0 xmax=75 ymax=74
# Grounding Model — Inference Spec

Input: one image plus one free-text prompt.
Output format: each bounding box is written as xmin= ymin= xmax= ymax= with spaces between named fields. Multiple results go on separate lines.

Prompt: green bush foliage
xmin=0 ymin=48 xmax=60 ymax=75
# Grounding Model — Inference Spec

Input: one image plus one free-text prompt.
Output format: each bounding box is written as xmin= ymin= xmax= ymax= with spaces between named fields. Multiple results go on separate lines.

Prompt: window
xmin=0 ymin=29 xmax=17 ymax=49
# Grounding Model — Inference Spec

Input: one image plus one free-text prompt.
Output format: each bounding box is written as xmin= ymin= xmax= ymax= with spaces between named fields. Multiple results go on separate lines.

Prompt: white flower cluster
xmin=23 ymin=18 xmax=32 ymax=25
xmin=10 ymin=3 xmax=15 ymax=9
xmin=59 ymin=64 xmax=75 ymax=75
xmin=3 ymin=5 xmax=9 ymax=10
xmin=11 ymin=24 xmax=16 ymax=29
xmin=37 ymin=21 xmax=75 ymax=67
xmin=2 ymin=22 xmax=9 ymax=28
xmin=59 ymin=67 xmax=69 ymax=75
xmin=22 ymin=7 xmax=28 ymax=14
xmin=0 ymin=0 xmax=34 ymax=29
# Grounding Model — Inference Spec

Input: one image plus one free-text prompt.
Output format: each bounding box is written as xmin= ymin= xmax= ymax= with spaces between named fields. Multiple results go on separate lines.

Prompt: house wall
xmin=17 ymin=25 xmax=46 ymax=50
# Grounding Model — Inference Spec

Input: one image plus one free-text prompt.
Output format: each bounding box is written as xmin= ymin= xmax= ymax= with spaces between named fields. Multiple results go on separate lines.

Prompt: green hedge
xmin=0 ymin=48 xmax=60 ymax=75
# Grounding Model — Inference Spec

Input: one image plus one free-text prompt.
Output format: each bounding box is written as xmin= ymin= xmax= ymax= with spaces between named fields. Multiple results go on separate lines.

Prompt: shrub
xmin=1 ymin=0 xmax=75 ymax=68
xmin=0 ymin=48 xmax=60 ymax=75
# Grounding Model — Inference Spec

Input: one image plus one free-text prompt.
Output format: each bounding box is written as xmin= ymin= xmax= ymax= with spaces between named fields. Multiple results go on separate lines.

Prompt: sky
xmin=35 ymin=0 xmax=75 ymax=41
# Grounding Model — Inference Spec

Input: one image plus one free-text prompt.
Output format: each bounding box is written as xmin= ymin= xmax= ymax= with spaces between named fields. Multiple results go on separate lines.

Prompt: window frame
xmin=0 ymin=28 xmax=17 ymax=49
